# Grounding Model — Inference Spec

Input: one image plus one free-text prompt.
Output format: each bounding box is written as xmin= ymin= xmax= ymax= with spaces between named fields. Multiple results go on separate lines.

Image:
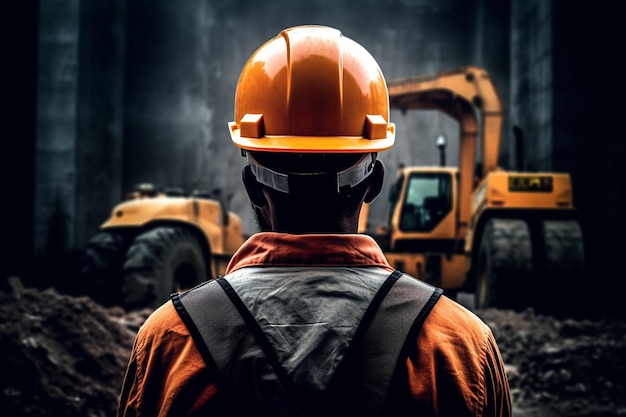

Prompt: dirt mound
xmin=478 ymin=308 xmax=626 ymax=417
xmin=1 ymin=278 xmax=625 ymax=416
xmin=0 ymin=279 xmax=149 ymax=417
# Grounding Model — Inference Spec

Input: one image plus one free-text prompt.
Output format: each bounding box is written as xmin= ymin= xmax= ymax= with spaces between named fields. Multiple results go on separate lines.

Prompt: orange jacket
xmin=116 ymin=232 xmax=511 ymax=416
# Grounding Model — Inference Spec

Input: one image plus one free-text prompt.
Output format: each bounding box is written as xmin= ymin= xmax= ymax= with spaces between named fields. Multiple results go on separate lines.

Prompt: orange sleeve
xmin=405 ymin=296 xmax=512 ymax=416
xmin=116 ymin=301 xmax=218 ymax=417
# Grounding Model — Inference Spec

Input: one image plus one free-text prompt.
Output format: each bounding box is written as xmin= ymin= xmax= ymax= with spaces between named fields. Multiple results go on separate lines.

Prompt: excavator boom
xmin=387 ymin=66 xmax=503 ymax=242
xmin=388 ymin=66 xmax=503 ymax=176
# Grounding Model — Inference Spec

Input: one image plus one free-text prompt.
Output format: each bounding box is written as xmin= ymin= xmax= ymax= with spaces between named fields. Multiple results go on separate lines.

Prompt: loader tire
xmin=80 ymin=231 xmax=129 ymax=307
xmin=122 ymin=226 xmax=208 ymax=311
xmin=475 ymin=219 xmax=532 ymax=310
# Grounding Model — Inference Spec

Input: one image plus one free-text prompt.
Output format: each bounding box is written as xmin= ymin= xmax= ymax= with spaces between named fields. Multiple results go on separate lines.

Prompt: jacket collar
xmin=225 ymin=232 xmax=391 ymax=274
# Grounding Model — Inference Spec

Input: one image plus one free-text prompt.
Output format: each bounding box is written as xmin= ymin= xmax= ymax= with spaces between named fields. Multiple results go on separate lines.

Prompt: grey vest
xmin=172 ymin=267 xmax=442 ymax=416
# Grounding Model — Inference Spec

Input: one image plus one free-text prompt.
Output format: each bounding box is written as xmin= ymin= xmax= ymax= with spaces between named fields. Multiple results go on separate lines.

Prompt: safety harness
xmin=171 ymin=269 xmax=442 ymax=416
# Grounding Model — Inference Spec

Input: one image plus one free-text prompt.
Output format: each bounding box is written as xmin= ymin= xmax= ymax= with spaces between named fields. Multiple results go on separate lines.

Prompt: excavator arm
xmin=387 ymin=66 xmax=503 ymax=238
xmin=387 ymin=65 xmax=503 ymax=176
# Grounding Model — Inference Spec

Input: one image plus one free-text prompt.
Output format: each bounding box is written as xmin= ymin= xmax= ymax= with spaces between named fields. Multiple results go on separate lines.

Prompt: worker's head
xmin=228 ymin=25 xmax=395 ymax=233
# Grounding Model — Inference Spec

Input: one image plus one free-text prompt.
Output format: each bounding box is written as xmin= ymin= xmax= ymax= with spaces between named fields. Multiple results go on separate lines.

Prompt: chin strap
xmin=246 ymin=152 xmax=377 ymax=194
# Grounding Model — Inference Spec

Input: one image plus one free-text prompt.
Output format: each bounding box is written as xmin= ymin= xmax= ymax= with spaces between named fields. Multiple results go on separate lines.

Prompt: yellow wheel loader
xmin=362 ymin=66 xmax=585 ymax=312
xmin=81 ymin=183 xmax=245 ymax=311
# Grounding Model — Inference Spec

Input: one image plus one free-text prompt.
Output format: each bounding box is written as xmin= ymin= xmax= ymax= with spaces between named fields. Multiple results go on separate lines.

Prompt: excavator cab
xmin=386 ymin=165 xmax=459 ymax=253
xmin=398 ymin=171 xmax=452 ymax=233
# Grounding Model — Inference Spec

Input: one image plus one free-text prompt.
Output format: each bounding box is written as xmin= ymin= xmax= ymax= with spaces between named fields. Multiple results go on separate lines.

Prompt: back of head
xmin=228 ymin=25 xmax=395 ymax=232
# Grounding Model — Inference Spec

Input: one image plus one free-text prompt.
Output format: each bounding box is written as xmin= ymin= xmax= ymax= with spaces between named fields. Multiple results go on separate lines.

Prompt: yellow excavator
xmin=81 ymin=183 xmax=245 ymax=310
xmin=362 ymin=66 xmax=585 ymax=311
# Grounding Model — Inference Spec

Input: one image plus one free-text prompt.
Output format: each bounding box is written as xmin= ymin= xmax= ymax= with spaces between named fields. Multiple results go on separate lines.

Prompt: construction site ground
xmin=1 ymin=278 xmax=625 ymax=417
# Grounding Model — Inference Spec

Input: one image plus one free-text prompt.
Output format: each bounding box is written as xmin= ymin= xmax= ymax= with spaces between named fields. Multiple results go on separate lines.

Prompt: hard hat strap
xmin=246 ymin=153 xmax=377 ymax=194
xmin=247 ymin=153 xmax=290 ymax=193
xmin=337 ymin=153 xmax=377 ymax=191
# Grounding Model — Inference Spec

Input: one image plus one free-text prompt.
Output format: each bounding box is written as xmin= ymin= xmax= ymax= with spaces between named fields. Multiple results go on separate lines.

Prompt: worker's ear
xmin=364 ymin=160 xmax=385 ymax=204
xmin=242 ymin=165 xmax=268 ymax=208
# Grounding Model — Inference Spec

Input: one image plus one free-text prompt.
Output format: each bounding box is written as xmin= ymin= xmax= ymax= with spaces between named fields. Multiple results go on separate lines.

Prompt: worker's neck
xmin=256 ymin=192 xmax=362 ymax=235
xmin=267 ymin=215 xmax=358 ymax=235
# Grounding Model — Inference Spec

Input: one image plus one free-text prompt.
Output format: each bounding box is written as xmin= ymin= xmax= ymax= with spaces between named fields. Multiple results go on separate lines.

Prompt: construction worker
xmin=116 ymin=25 xmax=511 ymax=416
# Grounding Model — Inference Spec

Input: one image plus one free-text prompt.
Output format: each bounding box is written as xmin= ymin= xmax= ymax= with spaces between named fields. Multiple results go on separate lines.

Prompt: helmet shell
xmin=229 ymin=25 xmax=395 ymax=153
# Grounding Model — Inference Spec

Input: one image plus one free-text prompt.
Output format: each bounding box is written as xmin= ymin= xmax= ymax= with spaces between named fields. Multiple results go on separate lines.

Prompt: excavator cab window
xmin=399 ymin=172 xmax=452 ymax=232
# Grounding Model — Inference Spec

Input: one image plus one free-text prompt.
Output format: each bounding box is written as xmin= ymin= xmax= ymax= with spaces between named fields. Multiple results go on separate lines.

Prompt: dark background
xmin=2 ymin=0 xmax=624 ymax=316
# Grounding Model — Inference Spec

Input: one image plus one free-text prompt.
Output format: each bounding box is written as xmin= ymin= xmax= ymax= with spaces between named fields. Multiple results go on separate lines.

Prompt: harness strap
xmin=355 ymin=273 xmax=443 ymax=414
xmin=172 ymin=278 xmax=245 ymax=371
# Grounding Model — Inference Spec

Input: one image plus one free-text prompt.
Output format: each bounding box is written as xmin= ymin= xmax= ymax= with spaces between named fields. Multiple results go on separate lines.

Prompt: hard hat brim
xmin=229 ymin=122 xmax=395 ymax=153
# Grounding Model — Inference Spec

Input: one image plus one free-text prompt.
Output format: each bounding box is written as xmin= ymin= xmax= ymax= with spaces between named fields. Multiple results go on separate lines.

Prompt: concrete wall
xmin=35 ymin=0 xmax=81 ymax=257
xmin=34 ymin=0 xmax=125 ymax=257
xmin=509 ymin=0 xmax=624 ymax=292
xmin=75 ymin=0 xmax=126 ymax=249
xmin=474 ymin=0 xmax=511 ymax=167
xmin=510 ymin=0 xmax=553 ymax=172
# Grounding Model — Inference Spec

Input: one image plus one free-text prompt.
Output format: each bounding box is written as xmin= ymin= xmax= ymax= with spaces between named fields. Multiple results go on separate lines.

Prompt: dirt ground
xmin=1 ymin=278 xmax=625 ymax=417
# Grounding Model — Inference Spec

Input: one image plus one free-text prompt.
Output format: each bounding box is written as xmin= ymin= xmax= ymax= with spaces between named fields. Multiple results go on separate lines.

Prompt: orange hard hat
xmin=228 ymin=25 xmax=395 ymax=154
